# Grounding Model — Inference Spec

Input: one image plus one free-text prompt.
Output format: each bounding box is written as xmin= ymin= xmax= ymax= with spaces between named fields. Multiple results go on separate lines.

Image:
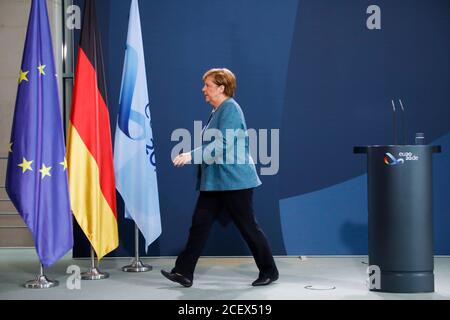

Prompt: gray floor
xmin=1 ymin=249 xmax=449 ymax=300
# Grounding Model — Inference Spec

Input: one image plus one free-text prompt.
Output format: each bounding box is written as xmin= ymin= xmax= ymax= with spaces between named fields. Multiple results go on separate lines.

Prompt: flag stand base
xmin=81 ymin=246 xmax=109 ymax=280
xmin=122 ymin=259 xmax=152 ymax=272
xmin=23 ymin=264 xmax=59 ymax=289
xmin=24 ymin=265 xmax=59 ymax=289
xmin=81 ymin=267 xmax=109 ymax=280
xmin=121 ymin=224 xmax=152 ymax=272
xmin=25 ymin=275 xmax=59 ymax=289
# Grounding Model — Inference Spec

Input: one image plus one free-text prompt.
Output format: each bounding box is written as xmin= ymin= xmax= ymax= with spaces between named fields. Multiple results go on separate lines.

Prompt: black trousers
xmin=172 ymin=188 xmax=278 ymax=281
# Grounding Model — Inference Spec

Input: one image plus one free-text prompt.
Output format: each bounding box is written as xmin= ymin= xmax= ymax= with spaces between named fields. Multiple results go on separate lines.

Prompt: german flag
xmin=67 ymin=0 xmax=118 ymax=259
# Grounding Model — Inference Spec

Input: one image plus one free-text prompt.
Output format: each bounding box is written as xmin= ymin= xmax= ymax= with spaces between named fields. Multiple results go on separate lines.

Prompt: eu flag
xmin=5 ymin=0 xmax=73 ymax=268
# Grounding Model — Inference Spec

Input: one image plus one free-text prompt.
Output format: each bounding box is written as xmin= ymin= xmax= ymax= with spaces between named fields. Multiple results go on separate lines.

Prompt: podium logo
xmin=399 ymin=152 xmax=419 ymax=161
xmin=384 ymin=153 xmax=404 ymax=166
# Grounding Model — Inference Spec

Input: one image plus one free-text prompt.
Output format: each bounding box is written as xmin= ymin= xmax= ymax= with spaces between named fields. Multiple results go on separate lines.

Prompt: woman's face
xmin=202 ymin=76 xmax=223 ymax=105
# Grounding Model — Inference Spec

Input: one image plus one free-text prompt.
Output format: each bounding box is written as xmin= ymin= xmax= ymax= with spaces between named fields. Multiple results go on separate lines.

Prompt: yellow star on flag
xmin=18 ymin=157 xmax=33 ymax=173
xmin=59 ymin=158 xmax=67 ymax=171
xmin=38 ymin=64 xmax=46 ymax=75
xmin=39 ymin=164 xmax=52 ymax=179
xmin=8 ymin=142 xmax=13 ymax=153
xmin=19 ymin=69 xmax=29 ymax=83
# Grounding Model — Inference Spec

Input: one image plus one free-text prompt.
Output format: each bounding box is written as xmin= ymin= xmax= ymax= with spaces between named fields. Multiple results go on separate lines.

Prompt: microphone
xmin=398 ymin=99 xmax=407 ymax=145
xmin=391 ymin=100 xmax=397 ymax=145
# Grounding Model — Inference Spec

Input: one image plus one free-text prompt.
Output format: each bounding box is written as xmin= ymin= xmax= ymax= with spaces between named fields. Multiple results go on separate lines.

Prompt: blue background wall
xmin=73 ymin=0 xmax=450 ymax=257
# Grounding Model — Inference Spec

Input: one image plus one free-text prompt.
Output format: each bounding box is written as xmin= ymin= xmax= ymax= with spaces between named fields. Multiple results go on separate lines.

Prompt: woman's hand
xmin=173 ymin=152 xmax=192 ymax=167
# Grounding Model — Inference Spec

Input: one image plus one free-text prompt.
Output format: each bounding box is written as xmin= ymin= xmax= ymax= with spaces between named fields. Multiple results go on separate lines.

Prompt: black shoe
xmin=161 ymin=270 xmax=192 ymax=287
xmin=252 ymin=273 xmax=279 ymax=287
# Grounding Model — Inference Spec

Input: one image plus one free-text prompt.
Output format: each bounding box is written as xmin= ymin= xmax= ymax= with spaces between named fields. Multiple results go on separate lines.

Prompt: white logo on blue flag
xmin=114 ymin=0 xmax=161 ymax=249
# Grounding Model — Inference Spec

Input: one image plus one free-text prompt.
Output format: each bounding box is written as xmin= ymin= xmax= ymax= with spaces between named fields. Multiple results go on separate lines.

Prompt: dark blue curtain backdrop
xmin=73 ymin=0 xmax=450 ymax=257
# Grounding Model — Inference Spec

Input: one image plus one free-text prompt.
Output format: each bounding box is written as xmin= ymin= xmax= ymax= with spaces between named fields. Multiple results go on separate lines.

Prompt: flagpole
xmin=81 ymin=246 xmax=109 ymax=280
xmin=122 ymin=223 xmax=152 ymax=272
xmin=24 ymin=263 xmax=59 ymax=289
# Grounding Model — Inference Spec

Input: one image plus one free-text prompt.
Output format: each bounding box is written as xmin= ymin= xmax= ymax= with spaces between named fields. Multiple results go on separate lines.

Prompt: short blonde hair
xmin=203 ymin=68 xmax=236 ymax=97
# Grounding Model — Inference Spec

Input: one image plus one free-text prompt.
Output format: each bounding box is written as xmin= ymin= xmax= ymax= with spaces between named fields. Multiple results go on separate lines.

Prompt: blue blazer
xmin=191 ymin=98 xmax=262 ymax=191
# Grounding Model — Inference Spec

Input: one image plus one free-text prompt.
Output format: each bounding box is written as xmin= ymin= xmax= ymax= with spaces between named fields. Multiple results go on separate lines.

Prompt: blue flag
xmin=6 ymin=0 xmax=73 ymax=268
xmin=114 ymin=0 xmax=162 ymax=249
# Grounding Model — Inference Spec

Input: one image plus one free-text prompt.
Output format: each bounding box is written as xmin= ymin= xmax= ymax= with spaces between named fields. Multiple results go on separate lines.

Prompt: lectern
xmin=354 ymin=145 xmax=441 ymax=293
